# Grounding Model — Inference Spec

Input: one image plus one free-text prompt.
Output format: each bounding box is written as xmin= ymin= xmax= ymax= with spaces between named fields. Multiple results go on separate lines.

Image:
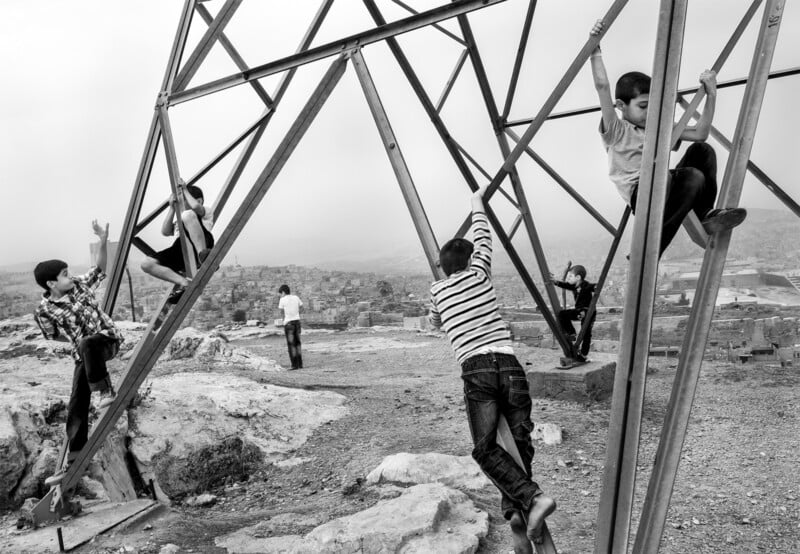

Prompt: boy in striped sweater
xmin=429 ymin=184 xmax=556 ymax=550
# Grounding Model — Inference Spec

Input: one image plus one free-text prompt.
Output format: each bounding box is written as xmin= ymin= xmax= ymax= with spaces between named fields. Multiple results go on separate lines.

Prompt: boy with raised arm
xmin=429 ymin=184 xmax=555 ymax=552
xmin=590 ymin=21 xmax=746 ymax=257
xmin=33 ymin=220 xmax=123 ymax=485
xmin=552 ymin=264 xmax=596 ymax=363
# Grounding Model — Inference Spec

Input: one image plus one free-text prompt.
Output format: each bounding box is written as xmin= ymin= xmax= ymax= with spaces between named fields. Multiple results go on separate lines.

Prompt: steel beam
xmin=168 ymin=0 xmax=507 ymax=106
xmin=595 ymin=1 xmax=688 ymax=551
xmin=450 ymin=137 xmax=521 ymax=209
xmin=505 ymin=128 xmax=617 ymax=235
xmin=361 ymin=0 xmax=565 ymax=350
xmin=103 ymin=0 xmax=196 ymax=314
xmin=33 ymin=55 xmax=349 ymax=526
xmin=173 ymin=0 xmax=243 ymax=93
xmin=195 ymin=3 xmax=273 ymax=106
xmin=388 ymin=0 xmax=467 ymax=45
xmin=352 ymin=49 xmax=442 ymax=278
xmin=634 ymin=3 xmax=785 ymax=551
xmin=435 ymin=49 xmax=469 ymax=113
xmin=457 ymin=13 xmax=569 ymax=353
xmin=501 ymin=0 xmax=537 ymax=122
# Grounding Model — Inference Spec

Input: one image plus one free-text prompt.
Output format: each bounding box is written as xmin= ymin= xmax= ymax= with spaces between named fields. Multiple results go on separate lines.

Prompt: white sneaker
xmin=97 ymin=389 xmax=116 ymax=409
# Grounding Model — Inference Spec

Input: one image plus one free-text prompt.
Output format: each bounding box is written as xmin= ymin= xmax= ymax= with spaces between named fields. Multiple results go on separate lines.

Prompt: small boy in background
xmin=590 ymin=20 xmax=746 ymax=257
xmin=33 ymin=220 xmax=123 ymax=485
xmin=429 ymin=184 xmax=556 ymax=552
xmin=552 ymin=265 xmax=596 ymax=362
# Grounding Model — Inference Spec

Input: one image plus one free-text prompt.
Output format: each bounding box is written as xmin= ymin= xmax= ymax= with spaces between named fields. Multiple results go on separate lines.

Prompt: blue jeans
xmin=284 ymin=320 xmax=302 ymax=369
xmin=462 ymin=352 xmax=541 ymax=519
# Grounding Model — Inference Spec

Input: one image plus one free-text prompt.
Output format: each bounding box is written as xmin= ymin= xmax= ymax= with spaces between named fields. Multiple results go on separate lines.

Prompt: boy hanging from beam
xmin=429 ymin=183 xmax=556 ymax=553
xmin=590 ymin=21 xmax=747 ymax=257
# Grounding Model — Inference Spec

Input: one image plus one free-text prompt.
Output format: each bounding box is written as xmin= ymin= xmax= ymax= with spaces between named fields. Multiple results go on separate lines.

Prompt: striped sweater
xmin=429 ymin=210 xmax=513 ymax=364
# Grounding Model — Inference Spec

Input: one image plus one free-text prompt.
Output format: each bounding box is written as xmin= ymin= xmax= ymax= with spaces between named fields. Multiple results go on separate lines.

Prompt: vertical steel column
xmin=351 ymin=49 xmax=442 ymax=278
xmin=595 ymin=1 xmax=689 ymax=552
xmin=103 ymin=0 xmax=196 ymax=314
xmin=500 ymin=0 xmax=537 ymax=123
xmin=457 ymin=15 xmax=569 ymax=353
xmin=361 ymin=0 xmax=571 ymax=355
xmin=633 ymin=3 xmax=785 ymax=551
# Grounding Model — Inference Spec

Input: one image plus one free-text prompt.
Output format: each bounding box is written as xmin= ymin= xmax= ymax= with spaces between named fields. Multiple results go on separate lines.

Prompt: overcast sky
xmin=2 ymin=0 xmax=798 ymax=269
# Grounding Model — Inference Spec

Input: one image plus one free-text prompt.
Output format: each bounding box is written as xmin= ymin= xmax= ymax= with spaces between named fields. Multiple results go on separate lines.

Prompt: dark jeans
xmin=67 ymin=334 xmax=118 ymax=457
xmin=284 ymin=320 xmax=302 ymax=369
xmin=558 ymin=308 xmax=594 ymax=356
xmin=631 ymin=142 xmax=717 ymax=256
xmin=461 ymin=352 xmax=541 ymax=519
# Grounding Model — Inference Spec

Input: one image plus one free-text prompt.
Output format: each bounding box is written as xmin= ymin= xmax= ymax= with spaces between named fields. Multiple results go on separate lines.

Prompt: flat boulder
xmin=215 ymin=483 xmax=488 ymax=554
xmin=128 ymin=372 xmax=347 ymax=498
xmin=366 ymin=452 xmax=490 ymax=490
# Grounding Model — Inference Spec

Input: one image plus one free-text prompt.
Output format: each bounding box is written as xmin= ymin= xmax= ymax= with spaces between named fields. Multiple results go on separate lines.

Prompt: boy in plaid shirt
xmin=34 ymin=220 xmax=123 ymax=485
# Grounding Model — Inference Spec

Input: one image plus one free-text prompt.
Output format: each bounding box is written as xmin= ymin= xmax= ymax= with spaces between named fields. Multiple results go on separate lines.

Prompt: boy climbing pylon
xmin=429 ymin=183 xmax=556 ymax=552
xmin=590 ymin=20 xmax=747 ymax=257
xmin=33 ymin=220 xmax=123 ymax=486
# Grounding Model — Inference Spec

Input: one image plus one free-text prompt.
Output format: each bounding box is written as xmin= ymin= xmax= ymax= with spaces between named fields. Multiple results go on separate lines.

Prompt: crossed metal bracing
xmin=31 ymin=1 xmax=799 ymax=552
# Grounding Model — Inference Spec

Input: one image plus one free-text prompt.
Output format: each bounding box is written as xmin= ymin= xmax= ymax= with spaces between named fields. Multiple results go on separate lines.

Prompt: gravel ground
xmin=9 ymin=328 xmax=799 ymax=553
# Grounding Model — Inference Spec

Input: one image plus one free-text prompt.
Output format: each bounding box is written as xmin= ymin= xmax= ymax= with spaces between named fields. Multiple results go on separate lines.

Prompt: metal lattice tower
xmin=31 ymin=1 xmax=798 ymax=552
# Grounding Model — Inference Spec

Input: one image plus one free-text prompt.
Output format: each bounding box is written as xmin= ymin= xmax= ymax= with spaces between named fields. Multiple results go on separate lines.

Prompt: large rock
xmin=0 ymin=409 xmax=26 ymax=507
xmin=215 ymin=483 xmax=488 ymax=554
xmin=128 ymin=372 xmax=347 ymax=498
xmin=366 ymin=452 xmax=490 ymax=490
xmin=11 ymin=442 xmax=59 ymax=504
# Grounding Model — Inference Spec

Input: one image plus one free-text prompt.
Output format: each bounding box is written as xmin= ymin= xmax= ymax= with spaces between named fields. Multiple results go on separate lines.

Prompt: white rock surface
xmin=532 ymin=422 xmax=563 ymax=446
xmin=215 ymin=483 xmax=488 ymax=554
xmin=0 ymin=409 xmax=26 ymax=507
xmin=366 ymin=452 xmax=490 ymax=491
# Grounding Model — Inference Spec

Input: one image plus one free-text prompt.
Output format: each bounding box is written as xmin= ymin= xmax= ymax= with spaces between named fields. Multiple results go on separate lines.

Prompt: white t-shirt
xmin=278 ymin=294 xmax=302 ymax=324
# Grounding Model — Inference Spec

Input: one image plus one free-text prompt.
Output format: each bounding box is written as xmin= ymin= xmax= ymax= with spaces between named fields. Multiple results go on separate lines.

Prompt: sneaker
xmin=97 ymin=388 xmax=116 ymax=410
xmin=45 ymin=467 xmax=68 ymax=487
xmin=576 ymin=353 xmax=587 ymax=363
xmin=167 ymin=286 xmax=186 ymax=305
xmin=701 ymin=207 xmax=747 ymax=234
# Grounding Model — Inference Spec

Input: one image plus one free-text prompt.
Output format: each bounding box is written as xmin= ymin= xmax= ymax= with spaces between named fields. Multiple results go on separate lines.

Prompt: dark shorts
xmin=154 ymin=227 xmax=214 ymax=274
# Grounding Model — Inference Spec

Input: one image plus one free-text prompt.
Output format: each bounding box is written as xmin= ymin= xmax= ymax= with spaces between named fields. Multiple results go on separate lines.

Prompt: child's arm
xmin=589 ymin=21 xmax=619 ymax=135
xmin=91 ymin=220 xmax=109 ymax=273
xmin=33 ymin=310 xmax=67 ymax=342
xmin=470 ymin=183 xmax=493 ymax=277
xmin=161 ymin=195 xmax=176 ymax=236
xmin=428 ymin=295 xmax=442 ymax=328
xmin=678 ymin=70 xmax=716 ymax=142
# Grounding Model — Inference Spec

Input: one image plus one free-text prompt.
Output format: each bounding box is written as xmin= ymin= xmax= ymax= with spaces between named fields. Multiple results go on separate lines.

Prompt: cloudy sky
xmin=2 ymin=0 xmax=798 ymax=269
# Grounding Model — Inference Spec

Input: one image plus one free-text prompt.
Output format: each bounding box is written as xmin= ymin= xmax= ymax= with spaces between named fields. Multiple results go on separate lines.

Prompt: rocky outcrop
xmin=365 ymin=452 xmax=490 ymax=490
xmin=215 ymin=483 xmax=488 ymax=554
xmin=128 ymin=372 xmax=348 ymax=498
xmin=0 ymin=409 xmax=26 ymax=508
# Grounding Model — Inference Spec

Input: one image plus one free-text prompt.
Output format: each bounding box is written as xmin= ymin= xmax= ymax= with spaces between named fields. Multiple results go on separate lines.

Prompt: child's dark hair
xmin=615 ymin=72 xmax=651 ymax=103
xmin=439 ymin=238 xmax=474 ymax=276
xmin=569 ymin=265 xmax=587 ymax=280
xmin=34 ymin=259 xmax=68 ymax=290
xmin=278 ymin=284 xmax=290 ymax=294
xmin=186 ymin=185 xmax=204 ymax=201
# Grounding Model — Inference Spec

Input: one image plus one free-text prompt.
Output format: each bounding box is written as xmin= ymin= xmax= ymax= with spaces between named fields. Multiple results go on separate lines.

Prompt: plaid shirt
xmin=34 ymin=266 xmax=122 ymax=361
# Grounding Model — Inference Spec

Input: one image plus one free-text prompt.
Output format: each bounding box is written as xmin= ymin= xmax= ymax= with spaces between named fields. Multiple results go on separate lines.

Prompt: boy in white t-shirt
xmin=278 ymin=284 xmax=303 ymax=370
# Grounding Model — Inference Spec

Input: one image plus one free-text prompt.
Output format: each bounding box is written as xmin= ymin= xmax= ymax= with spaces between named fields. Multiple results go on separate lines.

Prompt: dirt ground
xmin=8 ymin=328 xmax=800 ymax=553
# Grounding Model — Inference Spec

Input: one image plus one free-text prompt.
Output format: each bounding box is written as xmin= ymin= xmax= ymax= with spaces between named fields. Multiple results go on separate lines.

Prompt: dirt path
xmin=38 ymin=329 xmax=800 ymax=553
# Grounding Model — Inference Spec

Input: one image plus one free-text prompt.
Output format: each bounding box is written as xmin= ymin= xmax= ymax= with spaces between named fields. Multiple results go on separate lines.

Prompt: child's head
xmin=615 ymin=71 xmax=651 ymax=128
xmin=567 ymin=265 xmax=587 ymax=285
xmin=439 ymin=238 xmax=474 ymax=276
xmin=186 ymin=184 xmax=204 ymax=204
xmin=34 ymin=260 xmax=73 ymax=294
xmin=278 ymin=284 xmax=290 ymax=296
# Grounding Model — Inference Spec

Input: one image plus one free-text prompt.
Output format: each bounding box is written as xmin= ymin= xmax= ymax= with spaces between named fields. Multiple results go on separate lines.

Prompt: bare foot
xmin=509 ymin=511 xmax=533 ymax=554
xmin=526 ymin=495 xmax=556 ymax=543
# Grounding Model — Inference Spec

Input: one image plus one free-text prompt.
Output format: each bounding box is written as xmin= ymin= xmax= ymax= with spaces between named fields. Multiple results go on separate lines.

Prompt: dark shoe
xmin=701 ymin=207 xmax=747 ymax=234
xmin=198 ymin=249 xmax=211 ymax=264
xmin=167 ymin=286 xmax=186 ymax=305
xmin=575 ymin=353 xmax=587 ymax=363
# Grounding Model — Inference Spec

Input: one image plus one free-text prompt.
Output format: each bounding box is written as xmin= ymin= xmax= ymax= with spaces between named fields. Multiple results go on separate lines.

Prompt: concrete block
xmin=526 ymin=353 xmax=616 ymax=402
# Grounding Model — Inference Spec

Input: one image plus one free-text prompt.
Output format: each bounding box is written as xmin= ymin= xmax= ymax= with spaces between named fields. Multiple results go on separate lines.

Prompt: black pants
xmin=461 ymin=353 xmax=541 ymax=520
xmin=631 ymin=142 xmax=717 ymax=256
xmin=67 ymin=334 xmax=118 ymax=457
xmin=558 ymin=308 xmax=594 ymax=356
xmin=284 ymin=320 xmax=302 ymax=369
